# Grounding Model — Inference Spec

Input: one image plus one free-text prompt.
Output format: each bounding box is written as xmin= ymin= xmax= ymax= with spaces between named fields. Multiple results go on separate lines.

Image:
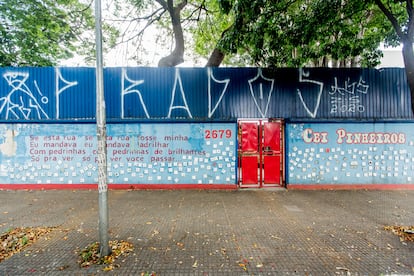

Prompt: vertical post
xmin=94 ymin=0 xmax=110 ymax=257
xmin=259 ymin=120 xmax=263 ymax=187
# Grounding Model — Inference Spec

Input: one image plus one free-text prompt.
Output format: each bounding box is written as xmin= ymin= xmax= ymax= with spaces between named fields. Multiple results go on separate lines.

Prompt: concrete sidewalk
xmin=0 ymin=189 xmax=413 ymax=275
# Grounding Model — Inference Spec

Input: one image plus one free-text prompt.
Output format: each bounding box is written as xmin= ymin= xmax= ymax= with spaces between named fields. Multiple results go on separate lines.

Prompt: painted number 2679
xmin=205 ymin=129 xmax=232 ymax=139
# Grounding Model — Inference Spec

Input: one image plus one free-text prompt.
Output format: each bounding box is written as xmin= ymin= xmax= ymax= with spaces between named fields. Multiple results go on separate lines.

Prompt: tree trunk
xmin=157 ymin=0 xmax=186 ymax=67
xmin=373 ymin=0 xmax=414 ymax=114
xmin=205 ymin=25 xmax=234 ymax=67
xmin=402 ymin=40 xmax=414 ymax=115
xmin=206 ymin=48 xmax=225 ymax=67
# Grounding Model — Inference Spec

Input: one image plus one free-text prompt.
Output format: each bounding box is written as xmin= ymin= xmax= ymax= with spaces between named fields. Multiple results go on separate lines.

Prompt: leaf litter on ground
xmin=384 ymin=225 xmax=414 ymax=242
xmin=0 ymin=226 xmax=57 ymax=262
xmin=78 ymin=240 xmax=134 ymax=271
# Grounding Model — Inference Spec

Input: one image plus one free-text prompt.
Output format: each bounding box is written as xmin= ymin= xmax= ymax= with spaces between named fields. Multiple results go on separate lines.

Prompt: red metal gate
xmin=238 ymin=120 xmax=283 ymax=187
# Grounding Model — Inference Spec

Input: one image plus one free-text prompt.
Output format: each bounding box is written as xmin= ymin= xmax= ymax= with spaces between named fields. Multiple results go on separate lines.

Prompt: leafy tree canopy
xmin=0 ymin=0 xmax=117 ymax=66
xmin=203 ymin=0 xmax=394 ymax=67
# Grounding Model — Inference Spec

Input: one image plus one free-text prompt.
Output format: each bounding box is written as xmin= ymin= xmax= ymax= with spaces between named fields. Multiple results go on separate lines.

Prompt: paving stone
xmin=0 ymin=189 xmax=414 ymax=275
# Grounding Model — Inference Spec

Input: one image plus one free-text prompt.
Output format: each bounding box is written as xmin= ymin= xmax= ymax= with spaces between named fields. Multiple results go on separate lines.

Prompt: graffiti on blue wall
xmin=0 ymin=123 xmax=237 ymax=185
xmin=0 ymin=67 xmax=410 ymax=121
xmin=286 ymin=123 xmax=414 ymax=185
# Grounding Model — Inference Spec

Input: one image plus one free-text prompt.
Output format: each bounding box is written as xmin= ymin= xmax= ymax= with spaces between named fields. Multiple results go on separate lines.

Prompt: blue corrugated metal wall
xmin=0 ymin=67 xmax=411 ymax=121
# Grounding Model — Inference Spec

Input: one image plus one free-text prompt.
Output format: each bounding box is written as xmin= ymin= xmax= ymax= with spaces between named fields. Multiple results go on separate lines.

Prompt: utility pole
xmin=94 ymin=0 xmax=110 ymax=257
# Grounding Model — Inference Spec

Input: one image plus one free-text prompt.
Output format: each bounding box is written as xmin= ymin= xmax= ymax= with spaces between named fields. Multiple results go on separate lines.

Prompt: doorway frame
xmin=237 ymin=118 xmax=285 ymax=188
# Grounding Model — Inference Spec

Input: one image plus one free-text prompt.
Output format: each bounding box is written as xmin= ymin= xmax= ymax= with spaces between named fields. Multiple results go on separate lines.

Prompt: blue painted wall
xmin=0 ymin=123 xmax=237 ymax=185
xmin=0 ymin=67 xmax=411 ymax=121
xmin=286 ymin=122 xmax=414 ymax=185
xmin=1 ymin=66 xmax=414 ymax=188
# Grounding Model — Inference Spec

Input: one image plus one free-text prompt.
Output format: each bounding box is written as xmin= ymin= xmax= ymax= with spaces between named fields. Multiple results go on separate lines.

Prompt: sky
xmin=59 ymin=1 xmax=405 ymax=68
xmin=60 ymin=46 xmax=404 ymax=68
xmin=59 ymin=26 xmax=404 ymax=68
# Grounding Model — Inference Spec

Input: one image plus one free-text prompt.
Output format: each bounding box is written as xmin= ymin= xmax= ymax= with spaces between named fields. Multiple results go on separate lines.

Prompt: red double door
xmin=238 ymin=120 xmax=283 ymax=187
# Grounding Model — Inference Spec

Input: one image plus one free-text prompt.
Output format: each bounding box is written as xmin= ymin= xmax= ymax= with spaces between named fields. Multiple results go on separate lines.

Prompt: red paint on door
xmin=241 ymin=123 xmax=258 ymax=151
xmin=239 ymin=120 xmax=283 ymax=188
xmin=264 ymin=122 xmax=280 ymax=150
xmin=263 ymin=155 xmax=281 ymax=184
xmin=239 ymin=122 xmax=260 ymax=187
xmin=262 ymin=121 xmax=282 ymax=186
xmin=241 ymin=156 xmax=259 ymax=184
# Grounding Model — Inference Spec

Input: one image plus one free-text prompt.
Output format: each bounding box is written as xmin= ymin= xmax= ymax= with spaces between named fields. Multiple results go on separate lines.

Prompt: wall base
xmin=0 ymin=184 xmax=238 ymax=190
xmin=287 ymin=184 xmax=414 ymax=190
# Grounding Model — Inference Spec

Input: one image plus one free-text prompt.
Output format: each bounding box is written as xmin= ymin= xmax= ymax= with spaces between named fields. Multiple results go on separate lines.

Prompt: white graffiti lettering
xmin=330 ymin=77 xmax=369 ymax=95
xmin=167 ymin=68 xmax=192 ymax=118
xmin=0 ymin=68 xmax=377 ymax=120
xmin=0 ymin=72 xmax=50 ymax=119
xmin=330 ymin=77 xmax=369 ymax=114
xmin=297 ymin=68 xmax=324 ymax=118
xmin=121 ymin=68 xmax=147 ymax=118
xmin=330 ymin=96 xmax=365 ymax=114
xmin=248 ymin=68 xmax=274 ymax=118
xmin=56 ymin=68 xmax=78 ymax=119
xmin=207 ymin=68 xmax=230 ymax=118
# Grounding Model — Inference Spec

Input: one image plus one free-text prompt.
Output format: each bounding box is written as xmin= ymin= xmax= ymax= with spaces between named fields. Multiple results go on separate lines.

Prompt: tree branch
xmin=183 ymin=2 xmax=210 ymax=22
xmin=374 ymin=0 xmax=405 ymax=39
xmin=157 ymin=0 xmax=187 ymax=66
xmin=155 ymin=0 xmax=167 ymax=10
xmin=406 ymin=0 xmax=413 ymax=19
xmin=406 ymin=0 xmax=414 ymax=38
xmin=119 ymin=9 xmax=167 ymax=46
xmin=176 ymin=0 xmax=188 ymax=11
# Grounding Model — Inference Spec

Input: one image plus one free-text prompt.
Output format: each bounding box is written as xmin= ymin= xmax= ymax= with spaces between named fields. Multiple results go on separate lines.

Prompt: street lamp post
xmin=94 ymin=0 xmax=110 ymax=257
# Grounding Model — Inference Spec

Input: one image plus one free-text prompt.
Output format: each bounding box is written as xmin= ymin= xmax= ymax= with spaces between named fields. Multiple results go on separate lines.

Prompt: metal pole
xmin=94 ymin=0 xmax=110 ymax=257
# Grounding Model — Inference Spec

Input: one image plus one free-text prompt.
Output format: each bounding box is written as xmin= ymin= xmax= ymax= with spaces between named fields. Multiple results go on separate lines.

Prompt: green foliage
xmin=191 ymin=0 xmax=233 ymax=56
xmin=120 ymin=0 xmax=411 ymax=68
xmin=0 ymin=0 xmax=116 ymax=66
xmin=20 ymin=235 xmax=29 ymax=246
xmin=127 ymin=0 xmax=150 ymax=10
xmin=191 ymin=0 xmax=405 ymax=67
xmin=374 ymin=0 xmax=409 ymax=47
xmin=218 ymin=0 xmax=233 ymax=13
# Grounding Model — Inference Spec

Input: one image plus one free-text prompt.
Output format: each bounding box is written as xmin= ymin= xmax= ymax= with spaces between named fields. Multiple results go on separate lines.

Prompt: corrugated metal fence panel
xmin=0 ymin=67 xmax=96 ymax=121
xmin=58 ymin=67 xmax=96 ymax=120
xmin=289 ymin=68 xmax=412 ymax=119
xmin=0 ymin=67 xmax=412 ymax=121
xmin=105 ymin=67 xmax=210 ymax=119
xmin=0 ymin=67 xmax=55 ymax=120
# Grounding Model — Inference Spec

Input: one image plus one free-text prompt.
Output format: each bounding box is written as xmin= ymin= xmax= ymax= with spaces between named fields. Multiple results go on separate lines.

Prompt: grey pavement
xmin=0 ymin=188 xmax=414 ymax=275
